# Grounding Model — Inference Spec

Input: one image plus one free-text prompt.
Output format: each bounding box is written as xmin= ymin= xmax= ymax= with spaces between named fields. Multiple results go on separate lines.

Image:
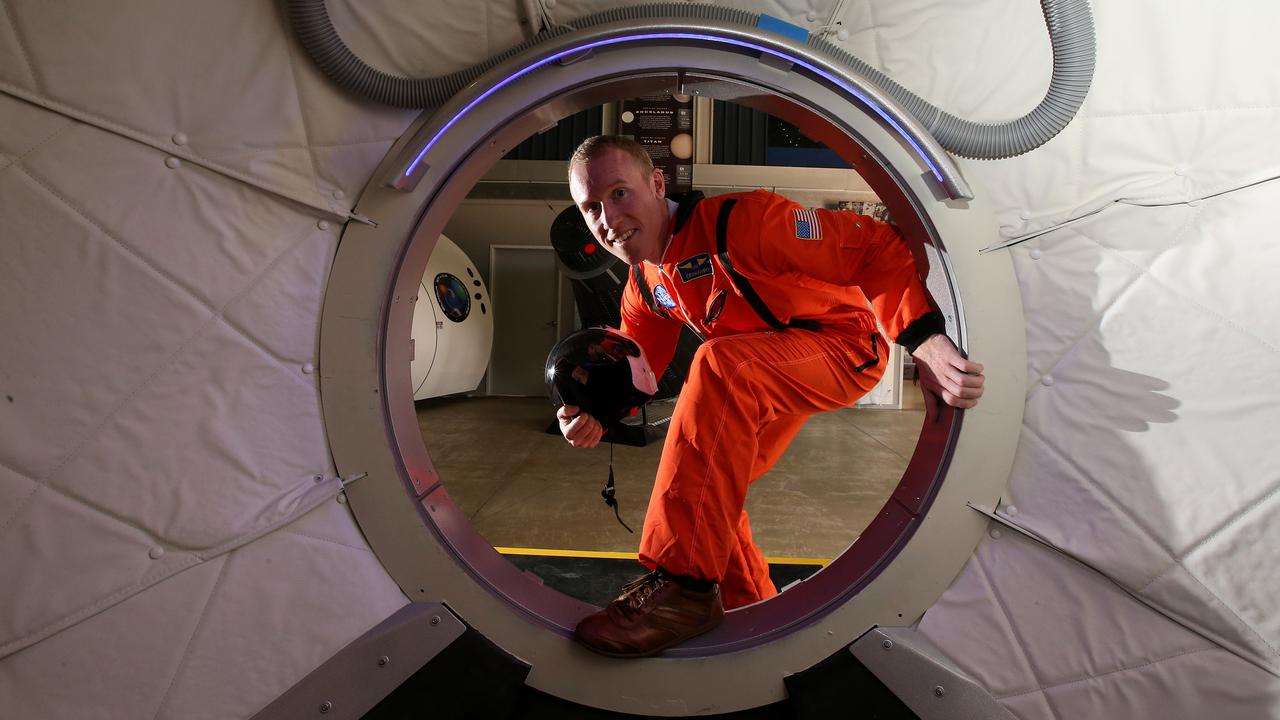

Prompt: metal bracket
xmin=250 ymin=603 xmax=465 ymax=720
xmin=340 ymin=472 xmax=368 ymax=488
xmin=346 ymin=210 xmax=377 ymax=227
xmin=851 ymin=627 xmax=1016 ymax=720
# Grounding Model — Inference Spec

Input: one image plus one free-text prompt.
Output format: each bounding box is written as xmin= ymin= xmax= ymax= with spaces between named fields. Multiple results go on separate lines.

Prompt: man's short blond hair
xmin=567 ymin=135 xmax=655 ymax=180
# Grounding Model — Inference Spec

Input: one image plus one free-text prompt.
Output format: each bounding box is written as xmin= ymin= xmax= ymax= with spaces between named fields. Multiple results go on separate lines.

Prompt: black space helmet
xmin=545 ymin=327 xmax=658 ymax=423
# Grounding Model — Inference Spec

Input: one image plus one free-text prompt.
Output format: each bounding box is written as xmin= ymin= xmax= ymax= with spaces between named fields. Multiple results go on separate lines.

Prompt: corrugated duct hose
xmin=285 ymin=1 xmax=1094 ymax=159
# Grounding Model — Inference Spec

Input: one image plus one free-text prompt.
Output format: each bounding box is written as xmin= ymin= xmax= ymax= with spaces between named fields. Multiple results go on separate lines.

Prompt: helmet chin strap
xmin=601 ymin=441 xmax=634 ymax=534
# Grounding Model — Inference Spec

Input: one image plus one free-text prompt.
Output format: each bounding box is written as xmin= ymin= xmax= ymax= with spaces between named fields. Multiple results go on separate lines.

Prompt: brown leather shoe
xmin=574 ymin=571 xmax=724 ymax=657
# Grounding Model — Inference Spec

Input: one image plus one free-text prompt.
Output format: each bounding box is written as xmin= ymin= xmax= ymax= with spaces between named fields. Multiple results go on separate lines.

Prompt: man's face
xmin=568 ymin=148 xmax=668 ymax=266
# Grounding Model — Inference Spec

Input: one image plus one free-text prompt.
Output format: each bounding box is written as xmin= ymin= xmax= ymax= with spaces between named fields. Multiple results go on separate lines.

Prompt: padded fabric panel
xmin=15 ymin=116 xmax=339 ymax=362
xmin=1189 ymin=491 xmax=1280 ymax=650
xmin=954 ymin=1 xmax=1280 ymax=240
xmin=837 ymin=0 xmax=1050 ymax=124
xmin=326 ymin=0 xmax=525 ymax=78
xmin=0 ymin=502 xmax=404 ymax=720
xmin=0 ymin=2 xmax=413 ymax=711
xmin=0 ymin=139 xmax=213 ymax=480
xmin=149 ymin=508 xmax=407 ymax=720
xmin=0 ymin=464 xmax=37 ymax=528
xmin=0 ymin=88 xmax=364 ymax=656
xmin=0 ymin=0 xmax=416 ymax=221
xmin=1032 ymin=649 xmax=1280 ymax=720
xmin=2 ymin=0 xmax=1279 ymax=717
xmin=46 ymin=321 xmax=334 ymax=548
xmin=0 ymin=2 xmax=38 ymax=92
xmin=324 ymin=0 xmax=847 ymax=80
xmin=903 ymin=0 xmax=1280 ymax=712
xmin=0 ymin=90 xmax=67 ymax=165
xmin=1 ymin=485 xmax=190 ymax=651
xmin=0 ymin=555 xmax=231 ymax=719
xmin=1009 ymin=193 xmax=1280 ymax=672
xmin=935 ymin=533 xmax=1218 ymax=697
xmin=3 ymin=2 xmax=323 ymax=203
xmin=919 ymin=534 xmax=1280 ymax=720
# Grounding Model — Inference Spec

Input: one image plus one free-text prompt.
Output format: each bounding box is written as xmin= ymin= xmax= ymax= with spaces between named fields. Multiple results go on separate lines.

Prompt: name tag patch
xmin=676 ymin=253 xmax=714 ymax=282
xmin=653 ymin=284 xmax=678 ymax=310
xmin=794 ymin=208 xmax=823 ymax=240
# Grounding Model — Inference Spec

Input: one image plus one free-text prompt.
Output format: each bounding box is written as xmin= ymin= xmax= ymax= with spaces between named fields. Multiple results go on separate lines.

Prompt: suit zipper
xmin=659 ymin=266 xmax=706 ymax=341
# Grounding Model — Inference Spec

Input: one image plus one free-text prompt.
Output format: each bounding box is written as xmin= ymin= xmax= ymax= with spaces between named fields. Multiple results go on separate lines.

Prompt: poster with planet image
xmin=618 ymin=92 xmax=694 ymax=192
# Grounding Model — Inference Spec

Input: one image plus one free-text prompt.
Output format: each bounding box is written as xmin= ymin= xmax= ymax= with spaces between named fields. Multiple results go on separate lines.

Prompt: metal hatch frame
xmin=319 ymin=18 xmax=1025 ymax=716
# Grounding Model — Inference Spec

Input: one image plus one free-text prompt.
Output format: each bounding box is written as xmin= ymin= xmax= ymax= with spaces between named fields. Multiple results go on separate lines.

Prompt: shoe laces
xmin=616 ymin=572 xmax=665 ymax=617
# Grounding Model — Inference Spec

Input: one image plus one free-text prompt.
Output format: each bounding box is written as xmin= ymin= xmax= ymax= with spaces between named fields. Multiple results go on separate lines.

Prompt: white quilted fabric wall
xmin=1 ymin=0 xmax=1277 ymax=718
xmin=904 ymin=1 xmax=1280 ymax=717
xmin=0 ymin=2 xmax=416 ymax=717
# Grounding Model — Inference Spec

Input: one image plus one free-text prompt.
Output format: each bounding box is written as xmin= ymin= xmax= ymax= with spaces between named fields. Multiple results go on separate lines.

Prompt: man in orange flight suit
xmin=558 ymin=135 xmax=984 ymax=657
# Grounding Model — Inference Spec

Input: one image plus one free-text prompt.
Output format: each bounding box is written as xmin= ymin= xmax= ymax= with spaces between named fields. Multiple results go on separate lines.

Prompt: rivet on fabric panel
xmin=1019 ymin=210 xmax=1032 ymax=220
xmin=337 ymin=492 xmax=347 ymax=504
xmin=302 ymin=362 xmax=315 ymax=374
xmin=989 ymin=528 xmax=1002 ymax=539
xmin=1005 ymin=505 xmax=1019 ymax=517
xmin=1029 ymin=249 xmax=1043 ymax=260
xmin=148 ymin=547 xmax=164 ymax=559
xmin=164 ymin=157 xmax=181 ymax=169
xmin=1041 ymin=375 xmax=1055 ymax=387
xmin=318 ymin=220 xmax=331 ymax=231
xmin=172 ymin=132 xmax=188 ymax=146
xmin=1174 ymin=165 xmax=1188 ymax=176
xmin=333 ymin=189 xmax=346 ymax=200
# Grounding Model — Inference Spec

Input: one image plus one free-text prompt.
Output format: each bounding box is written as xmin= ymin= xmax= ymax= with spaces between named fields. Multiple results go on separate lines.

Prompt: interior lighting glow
xmin=404 ymin=32 xmax=945 ymax=184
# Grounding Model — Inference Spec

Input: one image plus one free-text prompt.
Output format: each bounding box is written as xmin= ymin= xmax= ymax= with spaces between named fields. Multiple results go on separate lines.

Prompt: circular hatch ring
xmin=320 ymin=18 xmax=1025 ymax=716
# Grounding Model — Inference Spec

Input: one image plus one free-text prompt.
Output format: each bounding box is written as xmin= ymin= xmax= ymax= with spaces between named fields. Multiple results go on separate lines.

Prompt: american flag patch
xmin=794 ymin=208 xmax=822 ymax=240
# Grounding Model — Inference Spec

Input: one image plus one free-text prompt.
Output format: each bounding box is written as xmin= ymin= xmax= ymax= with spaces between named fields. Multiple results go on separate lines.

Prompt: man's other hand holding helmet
xmin=557 ymin=404 xmax=605 ymax=448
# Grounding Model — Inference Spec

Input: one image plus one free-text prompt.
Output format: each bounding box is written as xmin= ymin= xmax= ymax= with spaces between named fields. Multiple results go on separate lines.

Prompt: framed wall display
xmin=618 ymin=93 xmax=694 ymax=192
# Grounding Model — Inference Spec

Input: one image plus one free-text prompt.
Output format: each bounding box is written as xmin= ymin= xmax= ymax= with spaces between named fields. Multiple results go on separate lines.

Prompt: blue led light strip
xmin=404 ymin=32 xmax=943 ymax=184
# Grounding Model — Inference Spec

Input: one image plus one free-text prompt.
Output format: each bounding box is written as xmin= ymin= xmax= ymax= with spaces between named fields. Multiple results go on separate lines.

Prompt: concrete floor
xmin=415 ymin=386 xmax=925 ymax=562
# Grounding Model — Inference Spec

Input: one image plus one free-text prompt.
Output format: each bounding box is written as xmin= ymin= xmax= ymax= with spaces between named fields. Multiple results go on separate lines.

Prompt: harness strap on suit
xmin=631 ymin=264 xmax=669 ymax=319
xmin=713 ymin=198 xmax=823 ymax=333
xmin=629 ymin=197 xmax=822 ymax=333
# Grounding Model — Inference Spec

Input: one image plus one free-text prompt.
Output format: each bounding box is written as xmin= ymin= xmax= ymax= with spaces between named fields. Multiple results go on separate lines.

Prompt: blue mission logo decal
xmin=653 ymin=284 xmax=678 ymax=310
xmin=676 ymin=253 xmax=714 ymax=282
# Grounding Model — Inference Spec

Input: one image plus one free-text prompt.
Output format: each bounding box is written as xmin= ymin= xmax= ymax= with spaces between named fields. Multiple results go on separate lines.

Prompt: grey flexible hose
xmin=808 ymin=0 xmax=1095 ymax=158
xmin=284 ymin=2 xmax=759 ymax=109
xmin=285 ymin=0 xmax=1093 ymax=160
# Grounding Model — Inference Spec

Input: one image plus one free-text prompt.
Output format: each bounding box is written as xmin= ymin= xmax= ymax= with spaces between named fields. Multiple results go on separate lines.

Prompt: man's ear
xmin=651 ymin=166 xmax=666 ymax=198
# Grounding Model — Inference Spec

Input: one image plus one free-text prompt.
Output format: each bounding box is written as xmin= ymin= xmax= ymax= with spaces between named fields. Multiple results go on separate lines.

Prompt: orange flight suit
xmin=620 ymin=190 xmax=941 ymax=609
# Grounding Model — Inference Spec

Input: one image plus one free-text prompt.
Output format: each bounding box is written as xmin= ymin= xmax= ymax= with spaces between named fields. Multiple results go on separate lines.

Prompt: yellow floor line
xmin=494 ymin=546 xmax=831 ymax=567
xmin=495 ymin=547 xmax=637 ymax=560
xmin=766 ymin=556 xmax=833 ymax=567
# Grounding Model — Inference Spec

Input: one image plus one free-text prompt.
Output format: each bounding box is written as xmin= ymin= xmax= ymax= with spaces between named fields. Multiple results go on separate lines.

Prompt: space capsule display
xmin=410 ymin=234 xmax=494 ymax=399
